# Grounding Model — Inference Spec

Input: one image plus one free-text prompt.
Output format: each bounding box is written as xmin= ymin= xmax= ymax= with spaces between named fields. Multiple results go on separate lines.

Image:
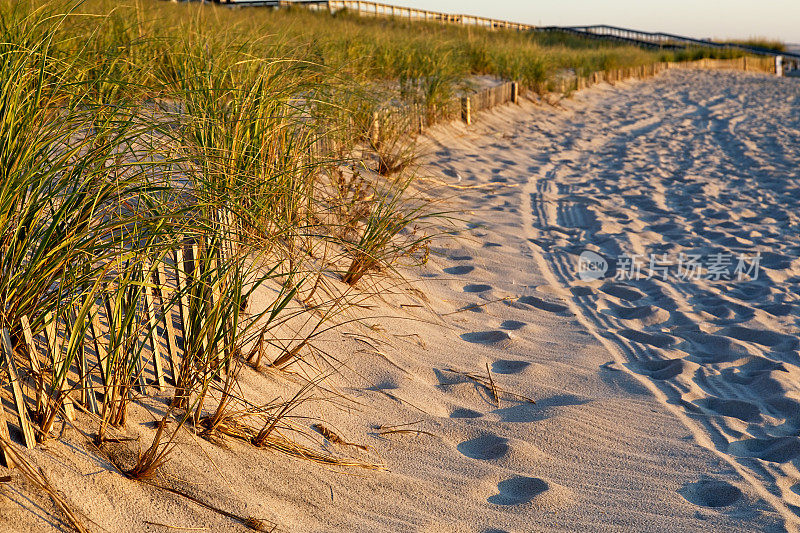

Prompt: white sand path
xmin=418 ymin=68 xmax=800 ymax=531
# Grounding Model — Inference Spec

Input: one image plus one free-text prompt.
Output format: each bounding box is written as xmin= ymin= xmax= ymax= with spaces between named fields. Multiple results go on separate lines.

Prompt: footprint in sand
xmin=463 ymin=283 xmax=492 ymax=293
xmin=444 ymin=265 xmax=475 ymax=275
xmin=728 ymin=436 xmax=800 ymax=463
xmin=692 ymin=398 xmax=762 ymax=423
xmin=517 ymin=295 xmax=569 ymax=314
xmin=604 ymin=303 xmax=668 ymax=325
xmin=570 ymin=286 xmax=593 ymax=297
xmin=679 ymin=331 xmax=752 ymax=361
xmin=458 ymin=434 xmax=510 ymax=461
xmin=721 ymin=326 xmax=799 ymax=351
xmin=487 ymin=476 xmax=550 ymax=505
xmin=499 ymin=320 xmax=526 ymax=331
xmin=449 ymin=408 xmax=483 ymax=419
xmin=757 ymin=302 xmax=795 ymax=317
xmin=491 ymin=360 xmax=531 ymax=374
xmin=367 ymin=379 xmax=399 ymax=392
xmin=599 ymin=282 xmax=647 ymax=302
xmin=630 ymin=358 xmax=685 ymax=380
xmin=679 ymin=478 xmax=742 ymax=508
xmin=461 ymin=331 xmax=512 ymax=345
xmin=494 ymin=394 xmax=587 ymax=423
xmin=618 ymin=328 xmax=677 ymax=348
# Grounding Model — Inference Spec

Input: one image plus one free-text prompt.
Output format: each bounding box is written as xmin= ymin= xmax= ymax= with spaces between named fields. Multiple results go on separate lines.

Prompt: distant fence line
xmin=411 ymin=56 xmax=779 ymax=131
xmin=556 ymin=25 xmax=800 ymax=62
xmin=217 ymin=0 xmax=535 ymax=31
xmin=325 ymin=1 xmax=533 ymax=30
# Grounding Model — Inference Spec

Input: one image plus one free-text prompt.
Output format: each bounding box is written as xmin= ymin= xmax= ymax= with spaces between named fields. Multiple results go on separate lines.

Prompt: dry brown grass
xmin=444 ymin=367 xmax=537 ymax=405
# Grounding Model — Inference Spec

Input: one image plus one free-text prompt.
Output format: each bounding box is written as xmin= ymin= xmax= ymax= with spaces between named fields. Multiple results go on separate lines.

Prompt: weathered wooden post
xmin=775 ymin=55 xmax=783 ymax=76
xmin=511 ymin=81 xmax=519 ymax=104
xmin=0 ymin=401 xmax=12 ymax=466
xmin=461 ymin=97 xmax=471 ymax=125
xmin=1 ymin=329 xmax=36 ymax=449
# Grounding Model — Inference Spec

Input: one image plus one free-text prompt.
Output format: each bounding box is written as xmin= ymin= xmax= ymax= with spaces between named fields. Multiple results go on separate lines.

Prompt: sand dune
xmin=5 ymin=68 xmax=799 ymax=532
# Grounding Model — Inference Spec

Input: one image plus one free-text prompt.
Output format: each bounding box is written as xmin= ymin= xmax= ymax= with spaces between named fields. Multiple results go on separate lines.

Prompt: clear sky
xmin=392 ymin=1 xmax=800 ymax=43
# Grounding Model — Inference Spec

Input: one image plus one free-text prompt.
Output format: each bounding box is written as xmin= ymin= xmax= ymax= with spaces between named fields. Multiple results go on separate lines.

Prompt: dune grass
xmin=716 ymin=37 xmax=786 ymax=53
xmin=0 ymin=0 xmax=443 ymax=479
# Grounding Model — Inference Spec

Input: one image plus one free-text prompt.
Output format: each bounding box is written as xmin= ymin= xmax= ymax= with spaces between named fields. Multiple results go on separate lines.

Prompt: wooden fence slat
xmin=132 ymin=338 xmax=147 ymax=393
xmin=1 ymin=329 xmax=36 ymax=448
xmin=206 ymin=253 xmax=224 ymax=378
xmin=43 ymin=313 xmax=75 ymax=422
xmin=71 ymin=309 xmax=99 ymax=415
xmin=175 ymin=244 xmax=191 ymax=353
xmin=0 ymin=395 xmax=13 ymax=467
xmin=190 ymin=243 xmax=210 ymax=362
xmin=143 ymin=262 xmax=166 ymax=391
xmin=155 ymin=263 xmax=180 ymax=382
xmin=20 ymin=316 xmax=42 ymax=415
xmin=19 ymin=316 xmax=40 ymax=375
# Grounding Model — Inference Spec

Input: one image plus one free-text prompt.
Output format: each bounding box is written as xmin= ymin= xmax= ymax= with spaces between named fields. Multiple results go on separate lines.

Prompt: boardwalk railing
xmin=324 ymin=1 xmax=533 ymax=30
xmin=217 ymin=0 xmax=535 ymax=31
xmin=538 ymin=25 xmax=800 ymax=64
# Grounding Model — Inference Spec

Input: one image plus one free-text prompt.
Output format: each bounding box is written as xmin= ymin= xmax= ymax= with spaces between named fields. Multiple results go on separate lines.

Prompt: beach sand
xmin=2 ymin=68 xmax=798 ymax=532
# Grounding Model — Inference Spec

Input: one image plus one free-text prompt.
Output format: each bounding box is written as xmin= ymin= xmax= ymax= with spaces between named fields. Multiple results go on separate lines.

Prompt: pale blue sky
xmin=393 ymin=1 xmax=800 ymax=43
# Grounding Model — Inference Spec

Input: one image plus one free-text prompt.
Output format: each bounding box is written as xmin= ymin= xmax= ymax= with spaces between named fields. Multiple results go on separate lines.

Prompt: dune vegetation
xmin=716 ymin=37 xmax=786 ymax=53
xmin=0 ymin=1 xmax=763 ymax=522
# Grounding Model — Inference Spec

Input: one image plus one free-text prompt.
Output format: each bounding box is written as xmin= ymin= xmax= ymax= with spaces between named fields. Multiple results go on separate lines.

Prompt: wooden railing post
xmin=461 ymin=97 xmax=471 ymax=125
